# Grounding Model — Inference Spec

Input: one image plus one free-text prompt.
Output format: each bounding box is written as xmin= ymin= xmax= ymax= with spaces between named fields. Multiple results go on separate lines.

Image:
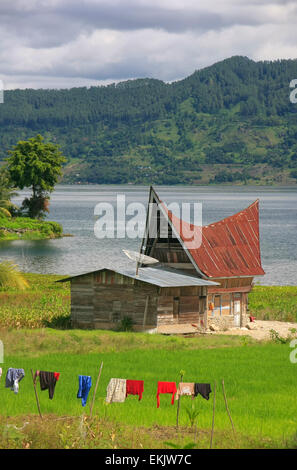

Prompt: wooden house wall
xmin=70 ymin=274 xmax=94 ymax=328
xmin=206 ymin=277 xmax=253 ymax=321
xmin=70 ymin=270 xmax=209 ymax=329
xmin=157 ymin=286 xmax=206 ymax=326
xmin=70 ymin=270 xmax=159 ymax=329
xmin=69 ymin=268 xmax=253 ymax=330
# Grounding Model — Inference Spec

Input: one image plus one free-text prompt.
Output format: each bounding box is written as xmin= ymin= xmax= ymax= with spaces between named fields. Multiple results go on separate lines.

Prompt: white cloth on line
xmin=106 ymin=378 xmax=126 ymax=403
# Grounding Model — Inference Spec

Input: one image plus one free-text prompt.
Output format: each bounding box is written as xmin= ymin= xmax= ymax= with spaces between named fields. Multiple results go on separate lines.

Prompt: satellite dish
xmin=122 ymin=249 xmax=159 ymax=266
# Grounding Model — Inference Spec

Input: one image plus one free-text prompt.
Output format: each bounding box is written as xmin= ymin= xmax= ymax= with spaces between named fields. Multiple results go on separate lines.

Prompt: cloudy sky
xmin=1 ymin=0 xmax=297 ymax=90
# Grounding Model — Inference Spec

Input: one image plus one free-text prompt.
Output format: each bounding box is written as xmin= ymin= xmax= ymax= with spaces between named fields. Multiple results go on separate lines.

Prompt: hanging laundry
xmin=106 ymin=378 xmax=126 ymax=403
xmin=156 ymin=381 xmax=177 ymax=408
xmin=5 ymin=368 xmax=25 ymax=394
xmin=126 ymin=380 xmax=144 ymax=401
xmin=34 ymin=370 xmax=60 ymax=399
xmin=175 ymin=382 xmax=195 ymax=400
xmin=194 ymin=383 xmax=212 ymax=400
xmin=77 ymin=375 xmax=92 ymax=407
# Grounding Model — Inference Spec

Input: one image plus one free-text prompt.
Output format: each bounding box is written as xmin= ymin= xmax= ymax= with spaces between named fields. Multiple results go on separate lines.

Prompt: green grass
xmin=0 ymin=273 xmax=70 ymax=329
xmin=1 ymin=337 xmax=297 ymax=445
xmin=0 ymin=216 xmax=63 ymax=241
xmin=249 ymin=286 xmax=297 ymax=322
xmin=0 ymin=274 xmax=297 ymax=447
xmin=0 ymin=327 xmax=256 ymax=357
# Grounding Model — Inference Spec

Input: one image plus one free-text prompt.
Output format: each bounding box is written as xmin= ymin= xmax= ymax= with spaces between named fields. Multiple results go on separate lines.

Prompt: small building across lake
xmin=58 ymin=267 xmax=219 ymax=331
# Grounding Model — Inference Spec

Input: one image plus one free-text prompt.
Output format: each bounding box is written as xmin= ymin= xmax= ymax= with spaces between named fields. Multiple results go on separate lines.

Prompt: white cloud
xmin=0 ymin=0 xmax=296 ymax=89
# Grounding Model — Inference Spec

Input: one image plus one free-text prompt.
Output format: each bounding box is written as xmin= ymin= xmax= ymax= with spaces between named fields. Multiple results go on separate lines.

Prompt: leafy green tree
xmin=6 ymin=135 xmax=66 ymax=219
xmin=0 ymin=167 xmax=18 ymax=217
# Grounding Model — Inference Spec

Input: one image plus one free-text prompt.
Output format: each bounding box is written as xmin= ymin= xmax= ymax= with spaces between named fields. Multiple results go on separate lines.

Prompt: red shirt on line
xmin=126 ymin=380 xmax=144 ymax=401
xmin=156 ymin=382 xmax=177 ymax=408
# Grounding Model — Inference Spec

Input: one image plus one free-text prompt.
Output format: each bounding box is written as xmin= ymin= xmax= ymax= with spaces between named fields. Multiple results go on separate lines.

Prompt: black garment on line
xmin=194 ymin=383 xmax=212 ymax=400
xmin=39 ymin=371 xmax=58 ymax=399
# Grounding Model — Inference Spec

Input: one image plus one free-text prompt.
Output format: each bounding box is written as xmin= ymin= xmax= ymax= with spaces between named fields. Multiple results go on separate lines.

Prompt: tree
xmin=6 ymin=135 xmax=66 ymax=219
xmin=0 ymin=167 xmax=18 ymax=217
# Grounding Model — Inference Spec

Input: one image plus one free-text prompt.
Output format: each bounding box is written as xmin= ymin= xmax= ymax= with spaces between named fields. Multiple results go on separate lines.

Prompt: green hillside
xmin=1 ymin=56 xmax=297 ymax=185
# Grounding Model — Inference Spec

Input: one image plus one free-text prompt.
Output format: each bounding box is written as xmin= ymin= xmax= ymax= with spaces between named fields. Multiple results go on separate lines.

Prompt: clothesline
xmin=1 ymin=367 xmax=212 ymax=409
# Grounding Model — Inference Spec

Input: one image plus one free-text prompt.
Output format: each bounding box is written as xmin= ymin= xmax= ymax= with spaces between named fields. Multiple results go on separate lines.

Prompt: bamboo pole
xmin=210 ymin=381 xmax=216 ymax=449
xmin=89 ymin=361 xmax=104 ymax=419
xmin=176 ymin=371 xmax=184 ymax=428
xmin=222 ymin=379 xmax=235 ymax=434
xmin=31 ymin=369 xmax=42 ymax=419
xmin=143 ymin=296 xmax=149 ymax=328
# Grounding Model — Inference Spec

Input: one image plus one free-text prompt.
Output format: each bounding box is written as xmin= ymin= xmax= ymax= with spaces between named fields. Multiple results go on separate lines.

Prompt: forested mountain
xmin=1 ymin=56 xmax=297 ymax=185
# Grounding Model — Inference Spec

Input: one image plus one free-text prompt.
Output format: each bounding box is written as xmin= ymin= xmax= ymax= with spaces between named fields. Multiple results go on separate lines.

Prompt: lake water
xmin=0 ymin=185 xmax=296 ymax=285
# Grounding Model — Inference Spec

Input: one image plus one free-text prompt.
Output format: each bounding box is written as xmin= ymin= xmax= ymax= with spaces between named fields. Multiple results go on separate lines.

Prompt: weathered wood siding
xmin=70 ymin=270 xmax=159 ymax=330
xmin=70 ymin=269 xmax=210 ymax=329
xmin=157 ymin=286 xmax=206 ymax=326
xmin=70 ymin=274 xmax=94 ymax=328
xmin=206 ymin=277 xmax=253 ymax=326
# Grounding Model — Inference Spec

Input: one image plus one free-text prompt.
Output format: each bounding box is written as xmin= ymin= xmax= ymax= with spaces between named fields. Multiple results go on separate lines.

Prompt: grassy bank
xmin=0 ymin=216 xmax=63 ymax=241
xmin=0 ymin=273 xmax=296 ymax=329
xmin=1 ymin=414 xmax=288 ymax=449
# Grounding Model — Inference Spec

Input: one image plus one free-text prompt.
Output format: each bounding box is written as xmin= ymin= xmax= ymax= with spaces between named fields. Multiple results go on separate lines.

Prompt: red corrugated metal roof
xmin=160 ymin=199 xmax=265 ymax=278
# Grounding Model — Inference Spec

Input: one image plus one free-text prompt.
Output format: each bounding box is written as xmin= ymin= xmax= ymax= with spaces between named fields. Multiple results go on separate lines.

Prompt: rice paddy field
xmin=0 ymin=328 xmax=297 ymax=448
xmin=0 ymin=273 xmax=297 ymax=448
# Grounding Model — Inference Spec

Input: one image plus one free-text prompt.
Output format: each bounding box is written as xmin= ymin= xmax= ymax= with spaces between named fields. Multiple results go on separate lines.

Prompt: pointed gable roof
xmin=144 ymin=187 xmax=265 ymax=279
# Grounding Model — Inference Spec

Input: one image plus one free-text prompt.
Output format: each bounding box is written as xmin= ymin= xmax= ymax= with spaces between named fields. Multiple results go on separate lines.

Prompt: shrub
xmin=118 ymin=316 xmax=134 ymax=332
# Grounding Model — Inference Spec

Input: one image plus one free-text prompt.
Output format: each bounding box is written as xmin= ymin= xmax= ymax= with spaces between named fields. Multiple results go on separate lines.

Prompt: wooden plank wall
xmin=71 ymin=274 xmax=94 ymax=328
xmin=70 ymin=270 xmax=211 ymax=329
xmin=157 ymin=286 xmax=205 ymax=325
xmin=70 ymin=270 xmax=159 ymax=329
xmin=207 ymin=277 xmax=253 ymax=320
xmin=208 ymin=277 xmax=254 ymax=292
xmin=93 ymin=284 xmax=158 ymax=328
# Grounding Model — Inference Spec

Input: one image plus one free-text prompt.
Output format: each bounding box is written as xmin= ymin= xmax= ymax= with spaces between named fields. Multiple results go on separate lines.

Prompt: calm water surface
xmin=0 ymin=185 xmax=296 ymax=285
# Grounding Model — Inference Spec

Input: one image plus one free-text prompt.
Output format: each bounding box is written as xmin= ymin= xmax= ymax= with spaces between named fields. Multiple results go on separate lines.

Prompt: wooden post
xmin=222 ymin=380 xmax=235 ymax=434
xmin=204 ymin=295 xmax=208 ymax=330
xmin=210 ymin=381 xmax=216 ymax=449
xmin=240 ymin=293 xmax=243 ymax=327
xmin=143 ymin=296 xmax=149 ymax=329
xmin=176 ymin=371 xmax=184 ymax=428
xmin=89 ymin=361 xmax=104 ymax=419
xmin=31 ymin=369 xmax=42 ymax=419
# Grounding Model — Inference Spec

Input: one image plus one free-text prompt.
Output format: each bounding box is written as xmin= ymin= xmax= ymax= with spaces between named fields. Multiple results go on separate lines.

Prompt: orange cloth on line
xmin=175 ymin=382 xmax=195 ymax=400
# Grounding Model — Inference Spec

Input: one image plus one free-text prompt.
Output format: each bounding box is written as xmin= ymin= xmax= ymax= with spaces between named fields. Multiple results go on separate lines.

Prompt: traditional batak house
xmin=139 ymin=186 xmax=265 ymax=330
xmin=59 ymin=186 xmax=265 ymax=332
